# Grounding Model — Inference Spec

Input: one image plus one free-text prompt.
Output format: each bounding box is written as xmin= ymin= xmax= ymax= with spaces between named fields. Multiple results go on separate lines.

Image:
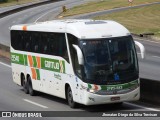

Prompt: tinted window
xmin=11 ymin=30 xmax=69 ymax=62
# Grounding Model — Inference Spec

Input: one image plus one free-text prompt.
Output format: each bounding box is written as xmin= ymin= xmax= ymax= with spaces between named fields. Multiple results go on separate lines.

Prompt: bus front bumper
xmin=82 ymin=87 xmax=140 ymax=105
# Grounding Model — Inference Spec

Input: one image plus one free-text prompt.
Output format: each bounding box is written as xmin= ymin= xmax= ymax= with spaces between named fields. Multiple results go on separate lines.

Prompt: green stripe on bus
xmin=88 ymin=84 xmax=92 ymax=89
xmin=11 ymin=53 xmax=24 ymax=65
xmin=36 ymin=69 xmax=40 ymax=80
xmin=24 ymin=55 xmax=28 ymax=66
xmin=32 ymin=56 xmax=37 ymax=68
xmin=11 ymin=53 xmax=66 ymax=74
xmin=62 ymin=61 xmax=65 ymax=73
xmin=41 ymin=57 xmax=65 ymax=73
xmin=100 ymin=85 xmax=106 ymax=90
xmin=87 ymin=80 xmax=138 ymax=91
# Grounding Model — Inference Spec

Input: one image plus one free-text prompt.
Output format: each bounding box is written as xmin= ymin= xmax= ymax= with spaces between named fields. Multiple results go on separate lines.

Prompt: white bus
xmin=10 ymin=19 xmax=145 ymax=108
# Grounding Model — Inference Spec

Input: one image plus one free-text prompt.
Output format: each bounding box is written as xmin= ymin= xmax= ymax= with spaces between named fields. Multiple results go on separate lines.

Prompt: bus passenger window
xmin=55 ymin=33 xmax=69 ymax=62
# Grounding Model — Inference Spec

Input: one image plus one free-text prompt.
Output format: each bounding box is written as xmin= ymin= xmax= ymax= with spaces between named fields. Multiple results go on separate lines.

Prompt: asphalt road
xmin=0 ymin=0 xmax=160 ymax=119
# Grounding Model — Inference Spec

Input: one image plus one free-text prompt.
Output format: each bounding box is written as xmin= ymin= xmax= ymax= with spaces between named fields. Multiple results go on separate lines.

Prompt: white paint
xmin=0 ymin=61 xmax=11 ymax=68
xmin=135 ymin=38 xmax=160 ymax=44
xmin=125 ymin=102 xmax=160 ymax=111
xmin=34 ymin=9 xmax=56 ymax=23
xmin=23 ymin=99 xmax=48 ymax=109
xmin=152 ymin=56 xmax=160 ymax=59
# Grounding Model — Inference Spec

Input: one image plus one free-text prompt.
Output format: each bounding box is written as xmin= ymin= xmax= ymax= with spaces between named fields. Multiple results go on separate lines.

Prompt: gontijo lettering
xmin=45 ymin=60 xmax=59 ymax=70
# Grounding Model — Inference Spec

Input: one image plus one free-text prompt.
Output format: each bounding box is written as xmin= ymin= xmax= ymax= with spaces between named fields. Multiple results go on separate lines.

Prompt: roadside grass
xmin=0 ymin=0 xmax=39 ymax=7
xmin=94 ymin=4 xmax=160 ymax=38
xmin=61 ymin=0 xmax=160 ymax=17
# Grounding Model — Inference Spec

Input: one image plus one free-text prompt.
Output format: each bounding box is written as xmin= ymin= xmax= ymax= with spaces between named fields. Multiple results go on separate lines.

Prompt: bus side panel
xmin=25 ymin=53 xmax=41 ymax=92
xmin=11 ymin=63 xmax=25 ymax=86
xmin=11 ymin=50 xmax=26 ymax=86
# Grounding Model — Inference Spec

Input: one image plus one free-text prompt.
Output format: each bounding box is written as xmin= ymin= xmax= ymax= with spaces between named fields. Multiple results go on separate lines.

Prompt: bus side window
xmin=55 ymin=33 xmax=69 ymax=63
xmin=32 ymin=32 xmax=40 ymax=53
xmin=11 ymin=30 xmax=17 ymax=50
xmin=24 ymin=32 xmax=32 ymax=52
xmin=41 ymin=33 xmax=49 ymax=54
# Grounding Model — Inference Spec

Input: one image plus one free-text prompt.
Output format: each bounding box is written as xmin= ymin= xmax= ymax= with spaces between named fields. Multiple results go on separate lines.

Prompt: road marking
xmin=135 ymin=38 xmax=160 ymax=44
xmin=35 ymin=9 xmax=53 ymax=23
xmin=23 ymin=99 xmax=48 ymax=109
xmin=0 ymin=61 xmax=11 ymax=68
xmin=125 ymin=102 xmax=160 ymax=112
xmin=152 ymin=56 xmax=160 ymax=59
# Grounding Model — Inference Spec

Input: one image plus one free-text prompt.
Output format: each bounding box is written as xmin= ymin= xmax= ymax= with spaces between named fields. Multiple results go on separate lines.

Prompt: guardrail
xmin=0 ymin=43 xmax=160 ymax=105
xmin=0 ymin=43 xmax=10 ymax=59
xmin=0 ymin=0 xmax=60 ymax=18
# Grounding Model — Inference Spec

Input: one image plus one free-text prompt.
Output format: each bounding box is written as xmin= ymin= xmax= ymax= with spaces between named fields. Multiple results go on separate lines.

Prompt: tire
xmin=28 ymin=77 xmax=36 ymax=96
xmin=22 ymin=75 xmax=29 ymax=94
xmin=67 ymin=86 xmax=77 ymax=108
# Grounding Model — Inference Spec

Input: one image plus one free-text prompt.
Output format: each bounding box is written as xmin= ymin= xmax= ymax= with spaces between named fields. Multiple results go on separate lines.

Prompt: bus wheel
xmin=22 ymin=75 xmax=29 ymax=94
xmin=28 ymin=77 xmax=36 ymax=96
xmin=67 ymin=86 xmax=77 ymax=108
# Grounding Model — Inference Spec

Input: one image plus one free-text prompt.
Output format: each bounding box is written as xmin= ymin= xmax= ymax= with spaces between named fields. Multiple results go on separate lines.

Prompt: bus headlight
xmin=87 ymin=88 xmax=97 ymax=93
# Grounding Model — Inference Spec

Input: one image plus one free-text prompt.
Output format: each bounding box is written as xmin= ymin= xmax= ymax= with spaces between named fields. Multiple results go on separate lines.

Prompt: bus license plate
xmin=111 ymin=97 xmax=120 ymax=101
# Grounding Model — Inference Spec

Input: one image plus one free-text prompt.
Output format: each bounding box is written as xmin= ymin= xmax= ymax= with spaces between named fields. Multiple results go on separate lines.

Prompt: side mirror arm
xmin=72 ymin=44 xmax=84 ymax=65
xmin=134 ymin=41 xmax=145 ymax=59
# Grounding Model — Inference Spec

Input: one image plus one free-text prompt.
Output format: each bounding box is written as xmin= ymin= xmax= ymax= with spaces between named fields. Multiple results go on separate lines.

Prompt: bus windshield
xmin=79 ymin=36 xmax=138 ymax=85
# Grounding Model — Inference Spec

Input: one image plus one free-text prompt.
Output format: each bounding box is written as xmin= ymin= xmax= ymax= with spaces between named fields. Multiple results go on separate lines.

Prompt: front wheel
xmin=67 ymin=86 xmax=77 ymax=108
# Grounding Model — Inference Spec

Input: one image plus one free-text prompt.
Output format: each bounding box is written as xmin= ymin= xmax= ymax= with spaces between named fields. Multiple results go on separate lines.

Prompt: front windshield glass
xmin=80 ymin=36 xmax=138 ymax=85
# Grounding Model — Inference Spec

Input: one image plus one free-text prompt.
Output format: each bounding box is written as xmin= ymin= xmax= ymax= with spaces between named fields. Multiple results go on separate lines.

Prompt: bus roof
xmin=11 ymin=19 xmax=131 ymax=39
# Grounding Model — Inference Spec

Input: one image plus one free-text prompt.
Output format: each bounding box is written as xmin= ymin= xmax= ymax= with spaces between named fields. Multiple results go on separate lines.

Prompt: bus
xmin=10 ymin=19 xmax=145 ymax=108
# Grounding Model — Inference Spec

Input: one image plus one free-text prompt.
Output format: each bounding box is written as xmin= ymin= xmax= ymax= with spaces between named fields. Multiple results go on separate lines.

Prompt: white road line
xmin=135 ymin=38 xmax=160 ymax=44
xmin=0 ymin=61 xmax=11 ymax=68
xmin=23 ymin=99 xmax=48 ymax=109
xmin=152 ymin=56 xmax=160 ymax=59
xmin=34 ymin=8 xmax=59 ymax=23
xmin=125 ymin=102 xmax=160 ymax=112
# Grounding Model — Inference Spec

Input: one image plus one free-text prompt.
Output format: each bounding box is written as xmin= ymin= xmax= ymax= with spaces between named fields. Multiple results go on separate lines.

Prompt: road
xmin=0 ymin=0 xmax=159 ymax=119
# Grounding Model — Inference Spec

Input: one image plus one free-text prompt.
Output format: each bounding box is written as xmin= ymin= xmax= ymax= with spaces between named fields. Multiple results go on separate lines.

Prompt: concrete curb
xmin=0 ymin=0 xmax=59 ymax=18
xmin=0 ymin=43 xmax=10 ymax=59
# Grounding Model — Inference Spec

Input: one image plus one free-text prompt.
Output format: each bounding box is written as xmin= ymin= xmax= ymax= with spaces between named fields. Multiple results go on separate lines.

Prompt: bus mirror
xmin=134 ymin=41 xmax=145 ymax=59
xmin=72 ymin=44 xmax=84 ymax=65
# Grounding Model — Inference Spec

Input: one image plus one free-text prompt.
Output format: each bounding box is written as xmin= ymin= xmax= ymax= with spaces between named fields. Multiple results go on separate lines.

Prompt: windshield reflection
xmin=79 ymin=36 xmax=138 ymax=85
